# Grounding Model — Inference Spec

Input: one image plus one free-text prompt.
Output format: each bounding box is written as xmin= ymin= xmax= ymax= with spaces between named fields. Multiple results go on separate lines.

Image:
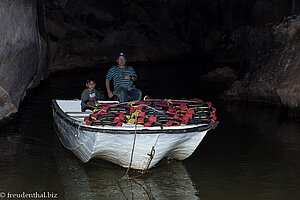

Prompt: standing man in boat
xmin=105 ymin=53 xmax=142 ymax=102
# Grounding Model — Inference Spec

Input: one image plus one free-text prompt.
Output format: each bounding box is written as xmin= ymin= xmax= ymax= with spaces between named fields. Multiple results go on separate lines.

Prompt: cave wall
xmin=224 ymin=15 xmax=300 ymax=108
xmin=45 ymin=0 xmax=299 ymax=71
xmin=45 ymin=0 xmax=192 ymax=71
xmin=0 ymin=0 xmax=47 ymax=121
xmin=1 ymin=0 xmax=300 ymax=122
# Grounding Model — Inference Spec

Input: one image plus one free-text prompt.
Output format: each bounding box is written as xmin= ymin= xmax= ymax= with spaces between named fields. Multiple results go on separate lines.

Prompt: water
xmin=1 ymin=64 xmax=300 ymax=200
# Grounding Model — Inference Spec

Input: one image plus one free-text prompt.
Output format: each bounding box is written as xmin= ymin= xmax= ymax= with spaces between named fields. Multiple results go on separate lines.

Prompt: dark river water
xmin=1 ymin=63 xmax=300 ymax=200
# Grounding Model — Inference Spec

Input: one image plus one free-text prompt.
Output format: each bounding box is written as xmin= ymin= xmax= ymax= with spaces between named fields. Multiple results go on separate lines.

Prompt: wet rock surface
xmin=200 ymin=67 xmax=237 ymax=85
xmin=0 ymin=0 xmax=47 ymax=121
xmin=224 ymin=15 xmax=300 ymax=108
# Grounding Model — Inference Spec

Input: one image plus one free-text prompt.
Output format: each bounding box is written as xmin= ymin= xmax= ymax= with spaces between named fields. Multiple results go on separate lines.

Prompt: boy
xmin=81 ymin=79 xmax=100 ymax=112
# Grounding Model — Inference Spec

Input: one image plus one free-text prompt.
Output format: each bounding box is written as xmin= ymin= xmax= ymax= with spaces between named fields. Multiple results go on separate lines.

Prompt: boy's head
xmin=86 ymin=79 xmax=96 ymax=90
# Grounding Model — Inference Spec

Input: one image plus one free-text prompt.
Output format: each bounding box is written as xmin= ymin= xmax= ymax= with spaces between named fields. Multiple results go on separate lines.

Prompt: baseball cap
xmin=117 ymin=52 xmax=126 ymax=58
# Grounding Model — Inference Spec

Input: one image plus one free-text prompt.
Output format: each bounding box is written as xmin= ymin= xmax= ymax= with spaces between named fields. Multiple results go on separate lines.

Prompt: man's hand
xmin=125 ymin=75 xmax=137 ymax=81
xmin=124 ymin=75 xmax=131 ymax=80
xmin=108 ymin=91 xmax=114 ymax=98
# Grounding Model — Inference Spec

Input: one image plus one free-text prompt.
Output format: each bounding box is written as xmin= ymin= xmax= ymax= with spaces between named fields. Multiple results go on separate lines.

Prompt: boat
xmin=51 ymin=99 xmax=218 ymax=170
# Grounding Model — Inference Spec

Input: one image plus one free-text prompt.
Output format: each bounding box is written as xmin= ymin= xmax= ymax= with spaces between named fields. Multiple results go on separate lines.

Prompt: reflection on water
xmin=1 ymin=65 xmax=300 ymax=199
xmin=83 ymin=160 xmax=198 ymax=199
xmin=54 ymin=139 xmax=199 ymax=200
xmin=185 ymin=102 xmax=300 ymax=200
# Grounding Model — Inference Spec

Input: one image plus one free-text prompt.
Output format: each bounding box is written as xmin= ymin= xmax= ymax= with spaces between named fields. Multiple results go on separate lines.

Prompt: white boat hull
xmin=52 ymin=100 xmax=216 ymax=170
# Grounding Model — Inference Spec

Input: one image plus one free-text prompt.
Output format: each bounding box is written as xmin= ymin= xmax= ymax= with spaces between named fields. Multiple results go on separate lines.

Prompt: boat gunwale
xmin=52 ymin=99 xmax=217 ymax=134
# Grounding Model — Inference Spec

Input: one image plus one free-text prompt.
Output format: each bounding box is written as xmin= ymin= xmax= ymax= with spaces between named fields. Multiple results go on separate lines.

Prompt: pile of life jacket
xmin=84 ymin=99 xmax=217 ymax=127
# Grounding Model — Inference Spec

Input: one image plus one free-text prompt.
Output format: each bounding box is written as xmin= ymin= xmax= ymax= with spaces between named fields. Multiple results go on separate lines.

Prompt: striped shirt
xmin=106 ymin=65 xmax=137 ymax=89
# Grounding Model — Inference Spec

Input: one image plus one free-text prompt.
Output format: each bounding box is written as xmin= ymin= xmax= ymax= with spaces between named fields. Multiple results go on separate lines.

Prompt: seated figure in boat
xmin=105 ymin=52 xmax=142 ymax=103
xmin=81 ymin=79 xmax=100 ymax=112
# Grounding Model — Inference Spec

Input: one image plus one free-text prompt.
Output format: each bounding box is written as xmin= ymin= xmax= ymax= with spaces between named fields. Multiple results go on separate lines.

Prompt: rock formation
xmin=200 ymin=67 xmax=237 ymax=85
xmin=224 ymin=15 xmax=300 ymax=108
xmin=0 ymin=0 xmax=47 ymax=121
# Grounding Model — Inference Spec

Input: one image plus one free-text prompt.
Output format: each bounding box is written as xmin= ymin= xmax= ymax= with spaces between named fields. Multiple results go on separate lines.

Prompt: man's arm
xmin=105 ymin=79 xmax=114 ymax=98
xmin=129 ymin=66 xmax=137 ymax=81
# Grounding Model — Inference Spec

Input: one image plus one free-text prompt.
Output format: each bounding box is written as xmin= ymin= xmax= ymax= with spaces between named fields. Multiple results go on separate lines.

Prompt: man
xmin=105 ymin=53 xmax=142 ymax=103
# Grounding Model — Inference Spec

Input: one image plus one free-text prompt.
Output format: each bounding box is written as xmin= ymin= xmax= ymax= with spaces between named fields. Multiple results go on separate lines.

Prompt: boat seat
xmin=65 ymin=112 xmax=90 ymax=117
